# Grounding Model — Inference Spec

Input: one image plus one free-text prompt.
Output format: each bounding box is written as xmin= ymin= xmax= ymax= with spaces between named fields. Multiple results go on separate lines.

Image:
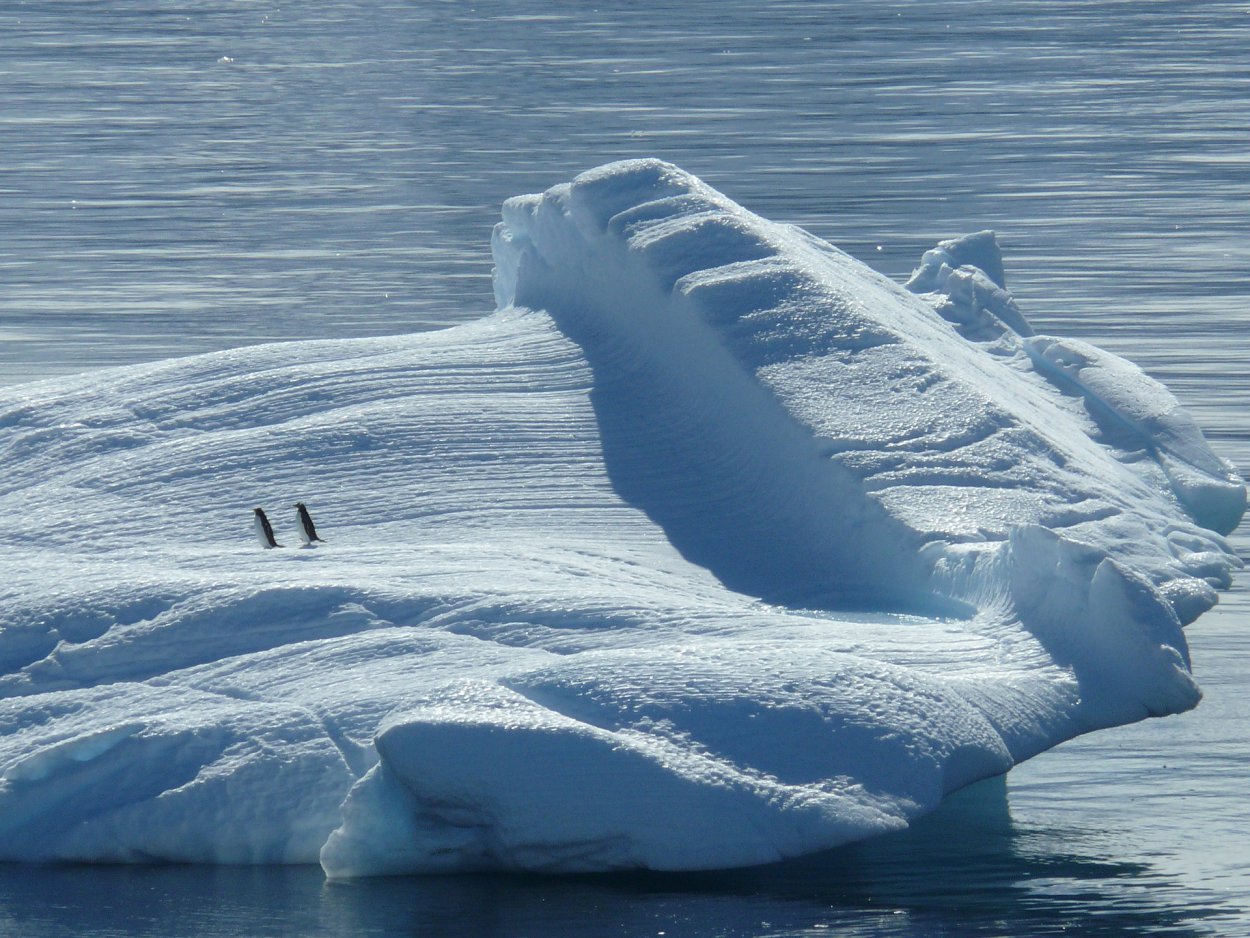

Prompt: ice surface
xmin=904 ymin=231 xmax=1033 ymax=340
xmin=0 ymin=160 xmax=1241 ymax=876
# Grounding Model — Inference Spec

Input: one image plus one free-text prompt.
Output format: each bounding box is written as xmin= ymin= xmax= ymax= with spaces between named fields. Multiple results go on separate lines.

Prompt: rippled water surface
xmin=2 ymin=1 xmax=1247 ymax=934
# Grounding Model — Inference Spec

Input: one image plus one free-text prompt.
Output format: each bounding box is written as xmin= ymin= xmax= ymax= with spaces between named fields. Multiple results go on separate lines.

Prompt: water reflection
xmin=0 ymin=776 xmax=1228 ymax=937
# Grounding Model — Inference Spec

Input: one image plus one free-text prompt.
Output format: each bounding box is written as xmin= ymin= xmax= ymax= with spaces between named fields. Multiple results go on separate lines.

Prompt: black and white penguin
xmin=253 ymin=507 xmax=283 ymax=548
xmin=294 ymin=502 xmax=324 ymax=546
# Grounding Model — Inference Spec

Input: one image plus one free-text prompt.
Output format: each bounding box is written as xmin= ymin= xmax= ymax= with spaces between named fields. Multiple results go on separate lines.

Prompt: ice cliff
xmin=0 ymin=160 xmax=1242 ymax=876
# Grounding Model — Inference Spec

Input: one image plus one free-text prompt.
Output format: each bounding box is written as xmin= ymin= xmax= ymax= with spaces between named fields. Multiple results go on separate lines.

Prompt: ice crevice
xmin=0 ymin=159 xmax=1243 ymax=876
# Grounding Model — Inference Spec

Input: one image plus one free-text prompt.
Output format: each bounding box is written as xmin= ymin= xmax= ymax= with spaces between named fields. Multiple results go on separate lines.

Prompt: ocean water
xmin=2 ymin=1 xmax=1247 ymax=935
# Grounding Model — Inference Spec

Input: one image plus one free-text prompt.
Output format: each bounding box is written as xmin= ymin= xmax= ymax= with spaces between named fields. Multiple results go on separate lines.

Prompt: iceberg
xmin=0 ymin=160 xmax=1241 ymax=876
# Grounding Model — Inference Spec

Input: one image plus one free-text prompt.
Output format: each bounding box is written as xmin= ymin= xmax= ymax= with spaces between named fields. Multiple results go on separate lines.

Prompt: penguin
xmin=253 ymin=507 xmax=283 ymax=548
xmin=294 ymin=502 xmax=324 ymax=546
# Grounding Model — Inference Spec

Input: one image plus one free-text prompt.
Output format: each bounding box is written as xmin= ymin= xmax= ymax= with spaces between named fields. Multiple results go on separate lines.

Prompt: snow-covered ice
xmin=0 ymin=160 xmax=1242 ymax=876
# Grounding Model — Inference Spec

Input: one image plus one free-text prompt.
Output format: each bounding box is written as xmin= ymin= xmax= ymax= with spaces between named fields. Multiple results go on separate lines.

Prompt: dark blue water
xmin=2 ymin=1 xmax=1248 ymax=934
xmin=0 ymin=776 xmax=1232 ymax=937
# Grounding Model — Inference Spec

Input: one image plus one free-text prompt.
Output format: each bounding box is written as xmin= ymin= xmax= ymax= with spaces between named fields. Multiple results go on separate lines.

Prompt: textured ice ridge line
xmin=489 ymin=158 xmax=1242 ymax=725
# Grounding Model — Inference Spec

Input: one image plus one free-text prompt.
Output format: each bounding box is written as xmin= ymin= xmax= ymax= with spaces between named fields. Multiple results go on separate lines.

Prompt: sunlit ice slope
xmin=0 ymin=160 xmax=1241 ymax=877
